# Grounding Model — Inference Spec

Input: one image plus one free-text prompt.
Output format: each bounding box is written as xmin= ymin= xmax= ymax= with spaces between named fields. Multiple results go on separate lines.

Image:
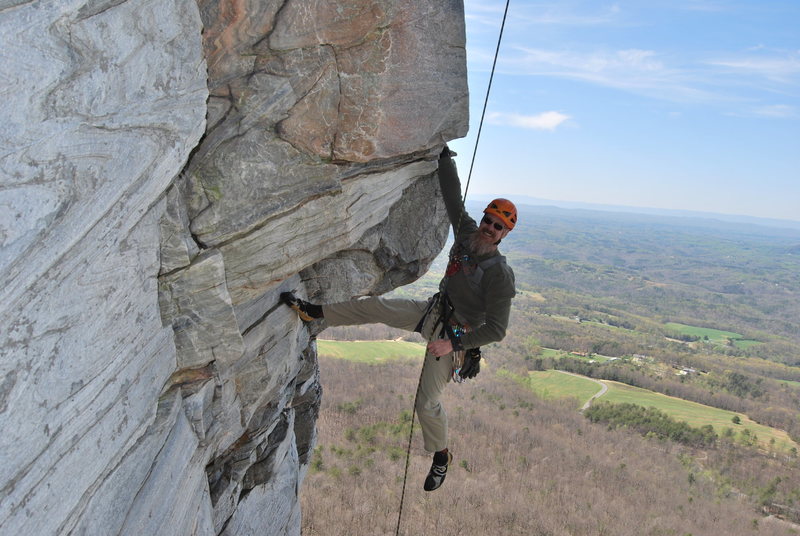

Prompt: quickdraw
xmin=444 ymin=248 xmax=471 ymax=277
xmin=447 ymin=321 xmax=470 ymax=383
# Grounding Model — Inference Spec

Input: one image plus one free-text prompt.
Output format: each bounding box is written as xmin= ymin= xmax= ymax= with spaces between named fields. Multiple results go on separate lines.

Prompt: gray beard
xmin=468 ymin=230 xmax=498 ymax=257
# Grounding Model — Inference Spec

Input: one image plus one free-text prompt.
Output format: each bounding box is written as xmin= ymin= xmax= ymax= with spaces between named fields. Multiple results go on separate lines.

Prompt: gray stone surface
xmin=159 ymin=182 xmax=200 ymax=275
xmin=218 ymin=159 xmax=439 ymax=314
xmin=303 ymin=170 xmax=449 ymax=301
xmin=219 ymin=411 xmax=302 ymax=536
xmin=0 ymin=0 xmax=208 ymax=302
xmin=159 ymin=250 xmax=245 ymax=371
xmin=0 ymin=201 xmax=183 ymax=535
xmin=0 ymin=0 xmax=468 ymax=534
xmin=0 ymin=0 xmax=207 ymax=534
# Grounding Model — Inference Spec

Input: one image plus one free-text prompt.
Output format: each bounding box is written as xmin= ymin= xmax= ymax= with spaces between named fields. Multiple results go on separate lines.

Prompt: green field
xmin=664 ymin=322 xmax=742 ymax=343
xmin=316 ymin=339 xmax=425 ymax=363
xmin=521 ymin=370 xmax=603 ymax=409
xmin=602 ymin=381 xmax=796 ymax=452
xmin=539 ymin=348 xmax=567 ymax=359
xmin=524 ymin=371 xmax=797 ymax=453
xmin=732 ymin=339 xmax=761 ymax=349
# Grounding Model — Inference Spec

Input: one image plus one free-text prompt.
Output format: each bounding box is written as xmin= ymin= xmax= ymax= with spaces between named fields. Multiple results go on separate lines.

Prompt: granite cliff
xmin=0 ymin=1 xmax=467 ymax=534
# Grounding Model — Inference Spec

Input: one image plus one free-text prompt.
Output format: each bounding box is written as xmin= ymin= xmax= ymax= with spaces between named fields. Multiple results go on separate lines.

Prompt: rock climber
xmin=280 ymin=145 xmax=517 ymax=492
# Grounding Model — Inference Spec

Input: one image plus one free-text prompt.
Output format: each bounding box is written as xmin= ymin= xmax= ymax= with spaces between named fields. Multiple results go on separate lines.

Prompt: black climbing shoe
xmin=279 ymin=292 xmax=323 ymax=322
xmin=423 ymin=450 xmax=453 ymax=492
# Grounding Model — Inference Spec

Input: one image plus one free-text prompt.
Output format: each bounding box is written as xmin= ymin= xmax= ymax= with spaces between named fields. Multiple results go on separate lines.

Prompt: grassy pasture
xmin=538 ymin=348 xmax=567 ymax=359
xmin=316 ymin=340 xmax=424 ymax=364
xmin=523 ymin=370 xmax=797 ymax=453
xmin=664 ymin=322 xmax=742 ymax=342
xmin=732 ymin=339 xmax=761 ymax=349
xmin=521 ymin=370 xmax=604 ymax=410
xmin=602 ymin=381 xmax=797 ymax=452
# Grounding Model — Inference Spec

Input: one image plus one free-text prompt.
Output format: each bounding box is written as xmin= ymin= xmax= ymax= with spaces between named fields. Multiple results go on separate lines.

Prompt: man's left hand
xmin=427 ymin=339 xmax=453 ymax=358
xmin=458 ymin=348 xmax=481 ymax=379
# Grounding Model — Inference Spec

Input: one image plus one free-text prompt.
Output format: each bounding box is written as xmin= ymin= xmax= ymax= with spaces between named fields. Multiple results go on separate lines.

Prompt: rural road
xmin=556 ymin=370 xmax=608 ymax=411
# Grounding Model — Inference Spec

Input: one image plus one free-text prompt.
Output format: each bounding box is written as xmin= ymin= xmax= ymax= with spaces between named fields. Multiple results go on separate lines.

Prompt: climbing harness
xmin=394 ymin=1 xmax=511 ymax=534
xmin=433 ymin=294 xmax=470 ymax=382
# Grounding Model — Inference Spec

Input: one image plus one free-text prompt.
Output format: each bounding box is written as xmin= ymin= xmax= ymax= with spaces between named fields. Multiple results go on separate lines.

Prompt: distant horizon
xmin=465 ymin=192 xmax=800 ymax=232
xmin=451 ymin=1 xmax=799 ymax=225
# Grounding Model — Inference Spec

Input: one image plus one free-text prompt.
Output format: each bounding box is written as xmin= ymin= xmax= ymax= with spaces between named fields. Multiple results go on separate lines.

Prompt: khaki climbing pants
xmin=323 ymin=296 xmax=454 ymax=453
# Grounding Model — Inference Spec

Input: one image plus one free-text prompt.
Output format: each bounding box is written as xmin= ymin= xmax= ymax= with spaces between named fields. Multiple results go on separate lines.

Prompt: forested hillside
xmin=382 ymin=204 xmax=800 ymax=439
xmin=302 ymin=358 xmax=799 ymax=535
xmin=309 ymin=204 xmax=800 ymax=531
xmin=503 ymin=205 xmax=800 ymax=360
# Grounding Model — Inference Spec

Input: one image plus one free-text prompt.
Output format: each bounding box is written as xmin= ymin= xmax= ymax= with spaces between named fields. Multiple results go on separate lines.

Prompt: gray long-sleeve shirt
xmin=437 ymin=152 xmax=516 ymax=350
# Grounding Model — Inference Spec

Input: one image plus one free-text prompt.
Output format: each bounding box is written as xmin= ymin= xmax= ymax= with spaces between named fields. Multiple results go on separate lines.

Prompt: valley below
xmin=303 ymin=205 xmax=800 ymax=534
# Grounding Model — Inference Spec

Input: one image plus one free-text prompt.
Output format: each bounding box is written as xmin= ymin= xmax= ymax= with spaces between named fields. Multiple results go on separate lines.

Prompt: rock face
xmin=0 ymin=1 xmax=467 ymax=535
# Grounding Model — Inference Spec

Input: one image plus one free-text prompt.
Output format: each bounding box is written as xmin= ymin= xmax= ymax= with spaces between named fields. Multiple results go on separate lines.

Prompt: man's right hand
xmin=440 ymin=145 xmax=457 ymax=159
xmin=427 ymin=338 xmax=454 ymax=358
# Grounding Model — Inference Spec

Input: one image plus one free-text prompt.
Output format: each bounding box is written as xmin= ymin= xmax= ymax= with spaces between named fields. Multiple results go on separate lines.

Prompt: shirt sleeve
xmin=459 ymin=264 xmax=516 ymax=349
xmin=438 ymin=151 xmax=475 ymax=232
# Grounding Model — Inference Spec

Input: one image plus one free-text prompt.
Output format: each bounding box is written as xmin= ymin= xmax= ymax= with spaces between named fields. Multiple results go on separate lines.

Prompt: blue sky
xmin=448 ymin=0 xmax=800 ymax=222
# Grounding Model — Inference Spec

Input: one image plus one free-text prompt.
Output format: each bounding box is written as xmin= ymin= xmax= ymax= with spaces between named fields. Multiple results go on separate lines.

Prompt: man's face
xmin=478 ymin=213 xmax=510 ymax=245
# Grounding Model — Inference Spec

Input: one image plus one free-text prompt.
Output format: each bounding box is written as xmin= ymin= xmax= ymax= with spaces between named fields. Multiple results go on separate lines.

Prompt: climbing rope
xmin=394 ymin=2 xmax=511 ymax=534
xmin=393 ymin=353 xmax=428 ymax=536
xmin=461 ymin=0 xmax=511 ymax=213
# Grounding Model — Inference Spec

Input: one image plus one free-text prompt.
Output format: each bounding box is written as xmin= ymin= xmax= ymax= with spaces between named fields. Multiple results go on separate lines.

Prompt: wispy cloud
xmin=751 ymin=104 xmax=798 ymax=119
xmin=502 ymin=47 xmax=718 ymax=103
xmin=725 ymin=103 xmax=799 ymax=119
xmin=498 ymin=45 xmax=800 ymax=107
xmin=487 ymin=111 xmax=571 ymax=130
xmin=513 ymin=4 xmax=622 ymax=26
xmin=465 ymin=0 xmax=624 ymax=29
xmin=514 ymin=47 xmax=666 ymax=74
xmin=464 ymin=0 xmax=800 ymax=115
xmin=706 ymin=51 xmax=800 ymax=84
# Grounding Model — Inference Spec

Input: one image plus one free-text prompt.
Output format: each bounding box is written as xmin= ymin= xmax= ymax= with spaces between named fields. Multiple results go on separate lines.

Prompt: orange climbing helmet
xmin=484 ymin=198 xmax=517 ymax=230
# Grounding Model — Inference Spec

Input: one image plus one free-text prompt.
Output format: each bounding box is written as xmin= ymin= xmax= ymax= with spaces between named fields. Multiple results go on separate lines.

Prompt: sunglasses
xmin=481 ymin=215 xmax=504 ymax=231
